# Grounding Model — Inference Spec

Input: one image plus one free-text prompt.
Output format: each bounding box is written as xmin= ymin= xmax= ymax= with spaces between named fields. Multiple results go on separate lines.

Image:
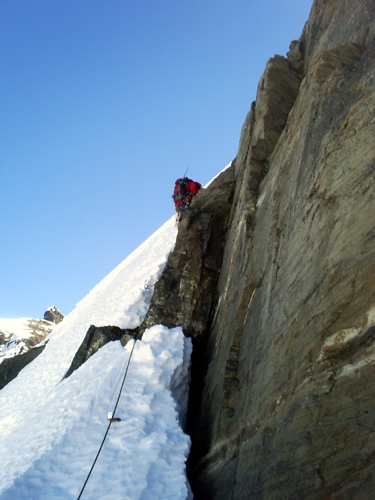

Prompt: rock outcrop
xmin=140 ymin=166 xmax=235 ymax=341
xmin=44 ymin=305 xmax=64 ymax=324
xmin=0 ymin=345 xmax=46 ymax=391
xmin=142 ymin=0 xmax=375 ymax=497
xmin=64 ymin=325 xmax=138 ymax=379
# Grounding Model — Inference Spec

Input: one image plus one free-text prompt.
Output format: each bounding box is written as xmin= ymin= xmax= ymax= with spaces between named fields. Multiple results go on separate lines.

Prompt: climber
xmin=172 ymin=177 xmax=202 ymax=222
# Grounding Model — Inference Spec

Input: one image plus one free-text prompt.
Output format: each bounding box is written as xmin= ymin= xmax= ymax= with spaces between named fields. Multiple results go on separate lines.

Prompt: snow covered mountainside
xmin=0 ymin=306 xmax=64 ymax=365
xmin=0 ymin=216 xmax=193 ymax=499
xmin=0 ymin=317 xmax=54 ymax=362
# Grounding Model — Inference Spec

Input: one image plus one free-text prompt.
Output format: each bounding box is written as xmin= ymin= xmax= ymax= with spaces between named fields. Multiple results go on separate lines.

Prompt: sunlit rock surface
xmin=144 ymin=0 xmax=375 ymax=497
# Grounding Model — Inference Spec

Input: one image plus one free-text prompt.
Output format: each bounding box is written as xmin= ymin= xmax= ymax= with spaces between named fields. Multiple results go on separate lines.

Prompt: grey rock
xmin=63 ymin=325 xmax=138 ymax=379
xmin=0 ymin=345 xmax=46 ymax=390
xmin=141 ymin=0 xmax=375 ymax=497
xmin=43 ymin=305 xmax=64 ymax=324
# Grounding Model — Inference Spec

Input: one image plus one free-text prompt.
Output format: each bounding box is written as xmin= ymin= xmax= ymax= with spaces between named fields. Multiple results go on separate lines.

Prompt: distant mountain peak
xmin=43 ymin=305 xmax=64 ymax=324
xmin=0 ymin=317 xmax=54 ymax=365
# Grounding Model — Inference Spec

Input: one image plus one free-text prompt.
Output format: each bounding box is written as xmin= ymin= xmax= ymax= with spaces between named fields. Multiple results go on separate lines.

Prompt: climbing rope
xmin=76 ymin=333 xmax=139 ymax=500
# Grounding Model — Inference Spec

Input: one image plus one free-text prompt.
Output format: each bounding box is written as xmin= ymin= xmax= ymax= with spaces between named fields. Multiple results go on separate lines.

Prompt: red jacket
xmin=187 ymin=179 xmax=201 ymax=195
xmin=173 ymin=178 xmax=201 ymax=209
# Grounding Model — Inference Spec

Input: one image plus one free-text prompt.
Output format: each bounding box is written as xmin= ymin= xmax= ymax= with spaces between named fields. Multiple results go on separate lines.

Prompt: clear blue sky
xmin=0 ymin=0 xmax=312 ymax=318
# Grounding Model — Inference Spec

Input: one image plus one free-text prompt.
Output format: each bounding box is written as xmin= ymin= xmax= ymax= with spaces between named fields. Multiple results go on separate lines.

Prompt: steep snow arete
xmin=0 ymin=216 xmax=193 ymax=499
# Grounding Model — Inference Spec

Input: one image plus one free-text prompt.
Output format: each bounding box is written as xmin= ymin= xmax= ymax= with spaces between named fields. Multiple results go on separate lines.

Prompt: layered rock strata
xmin=144 ymin=0 xmax=375 ymax=497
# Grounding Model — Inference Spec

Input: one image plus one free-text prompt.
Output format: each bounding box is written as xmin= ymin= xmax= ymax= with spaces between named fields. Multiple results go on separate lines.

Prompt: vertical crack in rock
xmin=186 ymin=1 xmax=375 ymax=498
xmin=139 ymin=166 xmax=236 ymax=473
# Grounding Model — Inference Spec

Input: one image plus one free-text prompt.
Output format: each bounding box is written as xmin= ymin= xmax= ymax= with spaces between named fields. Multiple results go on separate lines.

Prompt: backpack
xmin=173 ymin=178 xmax=188 ymax=201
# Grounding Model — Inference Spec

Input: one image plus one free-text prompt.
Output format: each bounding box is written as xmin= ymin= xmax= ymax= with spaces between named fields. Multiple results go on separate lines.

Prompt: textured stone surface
xmin=63 ymin=325 xmax=138 ymax=379
xmin=187 ymin=0 xmax=375 ymax=498
xmin=139 ymin=166 xmax=236 ymax=464
xmin=137 ymin=0 xmax=375 ymax=497
xmin=140 ymin=165 xmax=235 ymax=342
xmin=44 ymin=305 xmax=64 ymax=324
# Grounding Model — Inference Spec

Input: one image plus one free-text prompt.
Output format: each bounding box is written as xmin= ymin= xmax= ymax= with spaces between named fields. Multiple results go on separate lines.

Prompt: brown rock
xmin=187 ymin=0 xmax=375 ymax=497
xmin=139 ymin=0 xmax=375 ymax=497
xmin=44 ymin=305 xmax=64 ymax=324
xmin=140 ymin=165 xmax=235 ymax=341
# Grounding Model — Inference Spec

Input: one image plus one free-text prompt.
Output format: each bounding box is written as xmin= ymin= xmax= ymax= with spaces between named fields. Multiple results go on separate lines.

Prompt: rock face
xmin=44 ymin=305 xmax=64 ymax=324
xmin=143 ymin=0 xmax=375 ymax=497
xmin=0 ymin=346 xmax=45 ymax=391
xmin=64 ymin=325 xmax=138 ymax=379
xmin=141 ymin=166 xmax=235 ymax=341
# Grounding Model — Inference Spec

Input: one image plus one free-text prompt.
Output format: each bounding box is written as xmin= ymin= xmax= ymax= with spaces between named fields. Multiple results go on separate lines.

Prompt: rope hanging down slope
xmin=76 ymin=333 xmax=139 ymax=500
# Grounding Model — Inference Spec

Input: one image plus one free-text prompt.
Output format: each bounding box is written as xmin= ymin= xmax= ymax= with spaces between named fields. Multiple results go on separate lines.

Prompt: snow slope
xmin=0 ymin=216 xmax=193 ymax=499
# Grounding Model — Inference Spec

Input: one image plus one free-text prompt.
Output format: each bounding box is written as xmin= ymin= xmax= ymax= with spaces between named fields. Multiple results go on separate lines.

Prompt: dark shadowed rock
xmin=63 ymin=325 xmax=138 ymax=379
xmin=0 ymin=345 xmax=45 ymax=391
xmin=44 ymin=305 xmax=64 ymax=324
xmin=140 ymin=165 xmax=235 ymax=340
xmin=139 ymin=165 xmax=236 ymax=457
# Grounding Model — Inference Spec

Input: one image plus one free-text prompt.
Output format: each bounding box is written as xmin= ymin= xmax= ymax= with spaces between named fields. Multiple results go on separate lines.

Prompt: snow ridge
xmin=0 ymin=216 xmax=193 ymax=499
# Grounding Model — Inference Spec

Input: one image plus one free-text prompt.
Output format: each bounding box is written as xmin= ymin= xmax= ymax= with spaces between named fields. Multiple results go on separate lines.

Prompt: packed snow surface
xmin=0 ymin=216 xmax=193 ymax=499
